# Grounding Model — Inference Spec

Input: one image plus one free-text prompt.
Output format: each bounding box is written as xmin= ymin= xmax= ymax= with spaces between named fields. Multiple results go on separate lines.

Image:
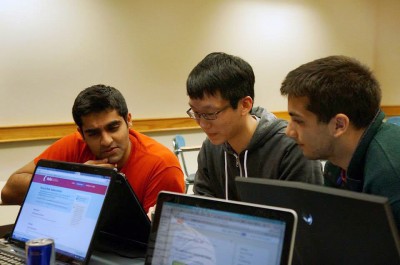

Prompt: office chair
xmin=172 ymin=135 xmax=201 ymax=193
xmin=386 ymin=116 xmax=400 ymax=126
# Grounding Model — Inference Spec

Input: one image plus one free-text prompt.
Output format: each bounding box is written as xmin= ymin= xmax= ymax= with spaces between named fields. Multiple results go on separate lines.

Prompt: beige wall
xmin=0 ymin=0 xmax=399 ymax=181
xmin=375 ymin=0 xmax=400 ymax=105
xmin=0 ymin=0 xmax=381 ymax=126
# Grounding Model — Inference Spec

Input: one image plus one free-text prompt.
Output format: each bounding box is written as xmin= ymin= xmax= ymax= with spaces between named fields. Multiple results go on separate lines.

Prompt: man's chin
xmin=302 ymin=151 xmax=321 ymax=161
xmin=298 ymin=145 xmax=311 ymax=158
xmin=208 ymin=137 xmax=225 ymax=146
xmin=102 ymin=155 xmax=121 ymax=165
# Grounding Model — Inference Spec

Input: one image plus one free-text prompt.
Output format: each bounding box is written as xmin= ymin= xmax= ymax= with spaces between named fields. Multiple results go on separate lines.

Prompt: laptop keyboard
xmin=0 ymin=252 xmax=24 ymax=265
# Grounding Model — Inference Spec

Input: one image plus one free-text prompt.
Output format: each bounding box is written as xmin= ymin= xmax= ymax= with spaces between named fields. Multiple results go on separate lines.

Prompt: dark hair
xmin=280 ymin=55 xmax=381 ymax=128
xmin=72 ymin=84 xmax=128 ymax=128
xmin=186 ymin=52 xmax=255 ymax=109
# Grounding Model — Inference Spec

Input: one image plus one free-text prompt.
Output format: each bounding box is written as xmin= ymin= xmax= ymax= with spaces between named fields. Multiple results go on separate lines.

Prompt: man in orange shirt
xmin=1 ymin=84 xmax=185 ymax=212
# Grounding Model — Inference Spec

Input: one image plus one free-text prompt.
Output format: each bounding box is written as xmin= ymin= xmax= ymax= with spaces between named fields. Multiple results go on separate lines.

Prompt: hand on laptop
xmin=147 ymin=204 xmax=156 ymax=222
xmin=84 ymin=159 xmax=117 ymax=169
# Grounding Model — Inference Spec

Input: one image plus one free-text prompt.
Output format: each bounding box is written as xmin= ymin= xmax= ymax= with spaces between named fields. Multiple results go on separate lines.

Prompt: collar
xmin=346 ymin=110 xmax=384 ymax=183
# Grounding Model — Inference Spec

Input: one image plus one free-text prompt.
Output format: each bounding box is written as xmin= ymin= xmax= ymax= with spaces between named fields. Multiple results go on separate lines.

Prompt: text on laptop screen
xmin=152 ymin=202 xmax=286 ymax=265
xmin=12 ymin=165 xmax=111 ymax=261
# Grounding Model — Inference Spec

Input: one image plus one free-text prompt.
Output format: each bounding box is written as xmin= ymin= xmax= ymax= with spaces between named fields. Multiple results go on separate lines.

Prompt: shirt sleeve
xmin=33 ymin=133 xmax=85 ymax=164
xmin=192 ymin=144 xmax=218 ymax=197
xmin=142 ymin=165 xmax=185 ymax=212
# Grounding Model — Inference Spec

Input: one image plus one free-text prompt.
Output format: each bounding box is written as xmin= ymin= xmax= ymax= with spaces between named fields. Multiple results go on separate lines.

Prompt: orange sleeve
xmin=34 ymin=132 xmax=94 ymax=165
xmin=118 ymin=130 xmax=186 ymax=212
xmin=142 ymin=165 xmax=185 ymax=212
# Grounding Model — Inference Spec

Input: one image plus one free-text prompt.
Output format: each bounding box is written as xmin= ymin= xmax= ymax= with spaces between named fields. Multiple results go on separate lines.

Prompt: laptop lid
xmin=9 ymin=159 xmax=114 ymax=265
xmin=236 ymin=177 xmax=400 ymax=265
xmin=145 ymin=191 xmax=297 ymax=265
xmin=94 ymin=172 xmax=151 ymax=257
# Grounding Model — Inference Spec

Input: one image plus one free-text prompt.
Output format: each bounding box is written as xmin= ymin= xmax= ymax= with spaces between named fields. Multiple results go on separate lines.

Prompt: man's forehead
xmin=189 ymin=93 xmax=228 ymax=108
xmin=288 ymin=96 xmax=313 ymax=116
xmin=81 ymin=110 xmax=124 ymax=128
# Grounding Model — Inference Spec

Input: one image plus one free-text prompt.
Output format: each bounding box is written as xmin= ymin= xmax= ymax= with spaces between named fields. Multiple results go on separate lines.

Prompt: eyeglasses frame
xmin=186 ymin=105 xmax=231 ymax=120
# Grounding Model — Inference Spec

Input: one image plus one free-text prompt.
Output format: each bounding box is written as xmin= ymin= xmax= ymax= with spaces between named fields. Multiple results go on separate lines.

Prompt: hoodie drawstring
xmin=224 ymin=151 xmax=228 ymax=200
xmin=243 ymin=150 xmax=248 ymax=178
xmin=224 ymin=150 xmax=249 ymax=200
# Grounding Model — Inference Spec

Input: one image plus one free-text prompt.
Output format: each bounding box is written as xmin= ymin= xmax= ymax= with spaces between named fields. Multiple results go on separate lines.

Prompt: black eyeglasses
xmin=186 ymin=105 xmax=230 ymax=120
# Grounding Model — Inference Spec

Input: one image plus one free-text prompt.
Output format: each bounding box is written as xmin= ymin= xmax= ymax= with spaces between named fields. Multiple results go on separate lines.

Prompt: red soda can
xmin=25 ymin=238 xmax=55 ymax=265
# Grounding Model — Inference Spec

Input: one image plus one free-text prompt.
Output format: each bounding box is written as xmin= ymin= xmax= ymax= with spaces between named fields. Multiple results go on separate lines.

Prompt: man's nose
xmin=285 ymin=121 xmax=297 ymax=139
xmin=197 ymin=117 xmax=211 ymax=130
xmin=100 ymin=132 xmax=113 ymax=146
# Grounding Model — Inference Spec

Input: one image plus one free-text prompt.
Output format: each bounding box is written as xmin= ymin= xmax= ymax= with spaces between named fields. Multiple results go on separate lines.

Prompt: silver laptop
xmin=145 ymin=191 xmax=298 ymax=265
xmin=0 ymin=159 xmax=114 ymax=265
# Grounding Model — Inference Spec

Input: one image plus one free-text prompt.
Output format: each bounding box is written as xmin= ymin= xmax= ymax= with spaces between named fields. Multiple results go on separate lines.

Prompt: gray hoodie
xmin=193 ymin=106 xmax=324 ymax=200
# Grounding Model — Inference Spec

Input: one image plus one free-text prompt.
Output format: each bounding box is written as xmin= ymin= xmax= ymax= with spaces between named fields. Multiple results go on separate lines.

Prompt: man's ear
xmin=126 ymin=113 xmax=132 ymax=127
xmin=329 ymin=114 xmax=349 ymax=137
xmin=241 ymin=96 xmax=254 ymax=115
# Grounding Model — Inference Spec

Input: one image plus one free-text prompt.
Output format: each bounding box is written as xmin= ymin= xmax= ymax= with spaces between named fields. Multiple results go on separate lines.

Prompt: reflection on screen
xmin=152 ymin=202 xmax=286 ymax=265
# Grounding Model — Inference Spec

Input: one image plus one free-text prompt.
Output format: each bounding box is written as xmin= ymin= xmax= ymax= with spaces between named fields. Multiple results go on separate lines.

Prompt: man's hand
xmin=147 ymin=204 xmax=157 ymax=222
xmin=84 ymin=159 xmax=117 ymax=169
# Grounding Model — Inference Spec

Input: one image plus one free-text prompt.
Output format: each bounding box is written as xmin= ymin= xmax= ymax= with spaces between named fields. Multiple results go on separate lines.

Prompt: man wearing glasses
xmin=186 ymin=52 xmax=323 ymax=200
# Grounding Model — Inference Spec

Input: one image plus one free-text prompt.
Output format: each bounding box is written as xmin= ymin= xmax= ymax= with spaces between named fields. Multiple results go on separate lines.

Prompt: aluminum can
xmin=25 ymin=238 xmax=55 ymax=265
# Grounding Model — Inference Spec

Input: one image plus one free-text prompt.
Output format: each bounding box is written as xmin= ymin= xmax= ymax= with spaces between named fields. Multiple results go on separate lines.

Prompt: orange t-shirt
xmin=34 ymin=129 xmax=185 ymax=212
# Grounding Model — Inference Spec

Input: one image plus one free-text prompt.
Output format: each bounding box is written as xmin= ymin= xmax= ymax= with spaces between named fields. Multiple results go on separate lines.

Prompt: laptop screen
xmin=10 ymin=160 xmax=113 ymax=263
xmin=145 ymin=192 xmax=297 ymax=265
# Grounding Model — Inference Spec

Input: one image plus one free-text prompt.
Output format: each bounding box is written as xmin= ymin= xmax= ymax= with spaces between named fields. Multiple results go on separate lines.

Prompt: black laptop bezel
xmin=8 ymin=159 xmax=115 ymax=265
xmin=235 ymin=177 xmax=400 ymax=265
xmin=94 ymin=172 xmax=151 ymax=257
xmin=145 ymin=191 xmax=297 ymax=265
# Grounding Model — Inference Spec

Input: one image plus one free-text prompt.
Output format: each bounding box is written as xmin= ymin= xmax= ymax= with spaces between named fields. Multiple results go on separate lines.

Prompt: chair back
xmin=172 ymin=135 xmax=189 ymax=176
xmin=386 ymin=116 xmax=400 ymax=126
xmin=172 ymin=135 xmax=200 ymax=193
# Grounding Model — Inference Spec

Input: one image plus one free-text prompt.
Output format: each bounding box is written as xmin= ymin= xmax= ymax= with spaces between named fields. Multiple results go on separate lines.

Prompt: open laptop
xmin=145 ymin=191 xmax=298 ymax=265
xmin=0 ymin=159 xmax=114 ymax=265
xmin=94 ymin=172 xmax=151 ymax=258
xmin=236 ymin=177 xmax=400 ymax=265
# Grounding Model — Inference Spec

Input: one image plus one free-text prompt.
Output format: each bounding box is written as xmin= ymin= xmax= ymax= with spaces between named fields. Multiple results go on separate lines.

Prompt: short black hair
xmin=280 ymin=55 xmax=381 ymax=128
xmin=186 ymin=52 xmax=255 ymax=109
xmin=72 ymin=84 xmax=128 ymax=128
